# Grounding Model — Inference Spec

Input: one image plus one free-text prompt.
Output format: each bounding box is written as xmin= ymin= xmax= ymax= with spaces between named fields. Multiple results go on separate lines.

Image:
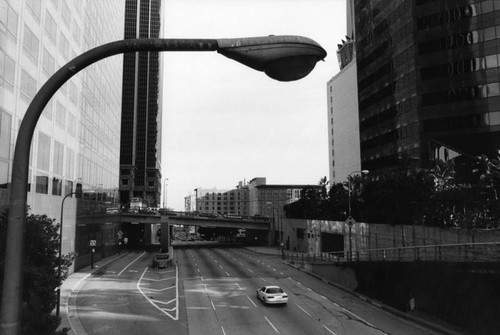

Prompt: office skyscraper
xmin=0 ymin=0 xmax=124 ymax=269
xmin=353 ymin=0 xmax=500 ymax=172
xmin=119 ymin=0 xmax=163 ymax=207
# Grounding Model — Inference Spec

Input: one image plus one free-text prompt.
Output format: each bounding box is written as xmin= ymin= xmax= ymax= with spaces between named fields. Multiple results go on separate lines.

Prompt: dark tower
xmin=354 ymin=0 xmax=500 ymax=172
xmin=120 ymin=0 xmax=162 ymax=207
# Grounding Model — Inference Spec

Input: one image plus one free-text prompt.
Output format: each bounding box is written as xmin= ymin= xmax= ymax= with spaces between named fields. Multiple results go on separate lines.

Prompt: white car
xmin=256 ymin=285 xmax=288 ymax=304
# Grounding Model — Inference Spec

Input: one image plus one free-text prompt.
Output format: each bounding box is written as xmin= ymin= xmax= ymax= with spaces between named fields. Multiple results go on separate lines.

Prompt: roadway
xmin=62 ymin=247 xmax=459 ymax=335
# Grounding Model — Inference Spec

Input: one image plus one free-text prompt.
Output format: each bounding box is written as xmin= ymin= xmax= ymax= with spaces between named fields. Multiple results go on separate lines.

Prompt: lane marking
xmin=137 ymin=265 xmax=179 ymax=320
xmin=247 ymin=295 xmax=257 ymax=308
xmin=323 ymin=325 xmax=337 ymax=335
xmin=118 ymin=251 xmax=145 ymax=276
xmin=295 ymin=303 xmax=311 ymax=317
xmin=247 ymin=268 xmax=254 ymax=273
xmin=264 ymin=316 xmax=280 ymax=333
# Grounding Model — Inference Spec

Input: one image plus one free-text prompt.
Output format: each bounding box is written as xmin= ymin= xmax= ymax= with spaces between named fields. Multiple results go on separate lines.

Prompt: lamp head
xmin=217 ymin=35 xmax=327 ymax=81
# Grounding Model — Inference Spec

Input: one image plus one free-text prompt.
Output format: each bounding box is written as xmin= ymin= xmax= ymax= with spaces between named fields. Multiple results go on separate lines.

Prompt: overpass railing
xmin=283 ymin=242 xmax=500 ymax=264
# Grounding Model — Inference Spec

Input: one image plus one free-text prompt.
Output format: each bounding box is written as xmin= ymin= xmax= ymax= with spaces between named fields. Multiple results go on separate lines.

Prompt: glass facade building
xmin=0 ymin=0 xmax=124 ymax=270
xmin=354 ymin=0 xmax=500 ymax=172
xmin=119 ymin=0 xmax=163 ymax=208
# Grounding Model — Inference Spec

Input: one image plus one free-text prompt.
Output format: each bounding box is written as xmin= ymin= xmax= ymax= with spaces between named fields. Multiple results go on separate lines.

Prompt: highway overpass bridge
xmin=79 ymin=212 xmax=271 ymax=251
xmin=84 ymin=213 xmax=270 ymax=230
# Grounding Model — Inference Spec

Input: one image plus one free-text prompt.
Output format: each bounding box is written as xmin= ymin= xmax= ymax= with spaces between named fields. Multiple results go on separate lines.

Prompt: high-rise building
xmin=354 ymin=0 xmax=500 ymax=172
xmin=119 ymin=0 xmax=163 ymax=208
xmin=327 ymin=0 xmax=360 ymax=183
xmin=0 ymin=0 xmax=124 ymax=270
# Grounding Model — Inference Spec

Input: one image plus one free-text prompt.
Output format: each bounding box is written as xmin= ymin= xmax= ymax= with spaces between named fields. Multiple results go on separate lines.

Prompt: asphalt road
xmin=72 ymin=248 xmax=449 ymax=335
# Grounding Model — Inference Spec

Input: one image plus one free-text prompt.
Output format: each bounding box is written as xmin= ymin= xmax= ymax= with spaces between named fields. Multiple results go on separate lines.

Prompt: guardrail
xmin=283 ymin=242 xmax=500 ymax=263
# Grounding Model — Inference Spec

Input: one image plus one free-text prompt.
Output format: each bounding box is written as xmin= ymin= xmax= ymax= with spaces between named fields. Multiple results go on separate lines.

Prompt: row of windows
xmin=423 ymin=111 xmax=500 ymax=133
xmin=419 ymin=25 xmax=500 ymax=55
xmin=421 ymin=53 xmax=500 ymax=80
xmin=33 ymin=175 xmax=73 ymax=196
xmin=422 ymin=82 xmax=500 ymax=106
xmin=417 ymin=4 xmax=476 ymax=30
xmin=361 ymin=123 xmax=419 ymax=152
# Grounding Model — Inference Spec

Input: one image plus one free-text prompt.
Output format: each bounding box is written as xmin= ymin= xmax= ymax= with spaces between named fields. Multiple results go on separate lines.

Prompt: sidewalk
xmin=57 ymin=252 xmax=130 ymax=335
xmin=244 ymin=246 xmax=466 ymax=335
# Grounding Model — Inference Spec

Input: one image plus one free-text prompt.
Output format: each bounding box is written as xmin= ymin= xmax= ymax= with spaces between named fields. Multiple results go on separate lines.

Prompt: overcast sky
xmin=161 ymin=0 xmax=347 ymax=211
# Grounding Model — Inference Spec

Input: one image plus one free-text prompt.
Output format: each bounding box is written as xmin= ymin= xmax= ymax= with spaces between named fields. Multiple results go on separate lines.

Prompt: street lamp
xmin=0 ymin=36 xmax=326 ymax=334
xmin=55 ymin=191 xmax=79 ymax=317
xmin=347 ymin=170 xmax=368 ymax=261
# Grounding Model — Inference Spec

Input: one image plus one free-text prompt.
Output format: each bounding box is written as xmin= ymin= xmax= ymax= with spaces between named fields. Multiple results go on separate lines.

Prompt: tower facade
xmin=120 ymin=0 xmax=163 ymax=207
xmin=354 ymin=0 xmax=500 ymax=172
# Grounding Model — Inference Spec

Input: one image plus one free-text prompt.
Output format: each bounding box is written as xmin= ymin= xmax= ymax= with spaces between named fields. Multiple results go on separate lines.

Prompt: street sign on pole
xmin=346 ymin=216 xmax=356 ymax=227
xmin=89 ymin=240 xmax=96 ymax=247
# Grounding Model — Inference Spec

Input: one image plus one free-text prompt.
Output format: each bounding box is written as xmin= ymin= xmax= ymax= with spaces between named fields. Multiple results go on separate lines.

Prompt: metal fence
xmin=283 ymin=242 xmax=500 ymax=263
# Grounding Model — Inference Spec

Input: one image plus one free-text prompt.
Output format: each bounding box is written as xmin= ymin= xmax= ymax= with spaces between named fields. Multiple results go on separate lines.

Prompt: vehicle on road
xmin=152 ymin=253 xmax=170 ymax=269
xmin=256 ymin=285 xmax=288 ymax=305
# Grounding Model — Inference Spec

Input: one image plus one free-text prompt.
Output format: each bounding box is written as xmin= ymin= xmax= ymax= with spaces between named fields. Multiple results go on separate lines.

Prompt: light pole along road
xmin=0 ymin=36 xmax=326 ymax=335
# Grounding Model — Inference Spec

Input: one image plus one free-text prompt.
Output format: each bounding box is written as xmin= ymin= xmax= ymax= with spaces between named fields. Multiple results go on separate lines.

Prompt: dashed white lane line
xmin=247 ymin=295 xmax=257 ymax=308
xmin=323 ymin=325 xmax=337 ymax=335
xmin=295 ymin=303 xmax=311 ymax=317
xmin=264 ymin=316 xmax=280 ymax=333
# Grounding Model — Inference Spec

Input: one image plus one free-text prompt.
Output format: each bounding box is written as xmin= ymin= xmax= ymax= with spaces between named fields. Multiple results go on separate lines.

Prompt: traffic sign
xmin=345 ymin=216 xmax=356 ymax=226
xmin=89 ymin=239 xmax=96 ymax=246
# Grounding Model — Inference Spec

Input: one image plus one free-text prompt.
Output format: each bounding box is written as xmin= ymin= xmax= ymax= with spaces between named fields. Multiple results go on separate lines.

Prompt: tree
xmin=0 ymin=210 xmax=75 ymax=335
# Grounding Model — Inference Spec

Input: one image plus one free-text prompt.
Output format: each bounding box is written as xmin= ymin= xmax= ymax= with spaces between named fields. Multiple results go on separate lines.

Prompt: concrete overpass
xmin=84 ymin=213 xmax=270 ymax=230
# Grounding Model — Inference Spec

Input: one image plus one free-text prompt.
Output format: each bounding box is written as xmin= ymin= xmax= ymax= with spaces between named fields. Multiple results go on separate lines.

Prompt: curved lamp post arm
xmin=1 ymin=36 xmax=326 ymax=335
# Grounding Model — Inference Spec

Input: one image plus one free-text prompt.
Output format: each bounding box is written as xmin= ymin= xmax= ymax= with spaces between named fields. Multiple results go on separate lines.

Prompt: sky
xmin=161 ymin=0 xmax=347 ymax=211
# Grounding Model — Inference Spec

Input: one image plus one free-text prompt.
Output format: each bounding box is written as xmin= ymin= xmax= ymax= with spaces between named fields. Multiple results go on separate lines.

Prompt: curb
xmin=282 ymin=260 xmax=465 ymax=335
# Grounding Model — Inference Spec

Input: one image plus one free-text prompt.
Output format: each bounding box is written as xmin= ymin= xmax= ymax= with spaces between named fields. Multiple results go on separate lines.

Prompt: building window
xmin=0 ymin=161 xmax=8 ymax=189
xmin=44 ymin=10 xmax=57 ymax=44
xmin=59 ymin=33 xmax=69 ymax=60
xmin=0 ymin=109 xmax=12 ymax=159
xmin=26 ymin=0 xmax=42 ymax=21
xmin=37 ymin=132 xmax=50 ymax=171
xmin=35 ymin=175 xmax=49 ymax=194
xmin=53 ymin=140 xmax=64 ymax=175
xmin=55 ymin=101 xmax=66 ymax=129
xmin=23 ymin=25 xmax=39 ymax=63
xmin=121 ymin=178 xmax=128 ymax=186
xmin=42 ymin=48 xmax=55 ymax=76
xmin=60 ymin=0 xmax=70 ymax=27
xmin=0 ymin=50 xmax=15 ymax=90
xmin=64 ymin=180 xmax=73 ymax=195
xmin=20 ymin=70 xmax=37 ymax=101
xmin=0 ymin=0 xmax=19 ymax=39
xmin=52 ymin=177 xmax=62 ymax=195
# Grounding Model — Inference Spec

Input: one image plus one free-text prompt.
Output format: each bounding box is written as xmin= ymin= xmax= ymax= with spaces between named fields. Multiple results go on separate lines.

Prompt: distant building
xmin=192 ymin=178 xmax=319 ymax=219
xmin=119 ymin=0 xmax=163 ymax=208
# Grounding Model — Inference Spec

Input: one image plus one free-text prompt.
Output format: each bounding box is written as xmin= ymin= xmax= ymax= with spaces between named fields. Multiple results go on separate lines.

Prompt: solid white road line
xmin=118 ymin=251 xmax=145 ymax=276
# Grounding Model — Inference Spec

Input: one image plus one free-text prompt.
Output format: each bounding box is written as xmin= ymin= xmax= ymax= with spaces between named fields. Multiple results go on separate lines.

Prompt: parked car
xmin=256 ymin=285 xmax=288 ymax=304
xmin=152 ymin=253 xmax=170 ymax=269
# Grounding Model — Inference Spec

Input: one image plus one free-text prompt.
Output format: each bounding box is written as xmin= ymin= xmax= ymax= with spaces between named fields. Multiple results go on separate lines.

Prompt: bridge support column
xmin=160 ymin=221 xmax=170 ymax=253
xmin=267 ymin=230 xmax=276 ymax=247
